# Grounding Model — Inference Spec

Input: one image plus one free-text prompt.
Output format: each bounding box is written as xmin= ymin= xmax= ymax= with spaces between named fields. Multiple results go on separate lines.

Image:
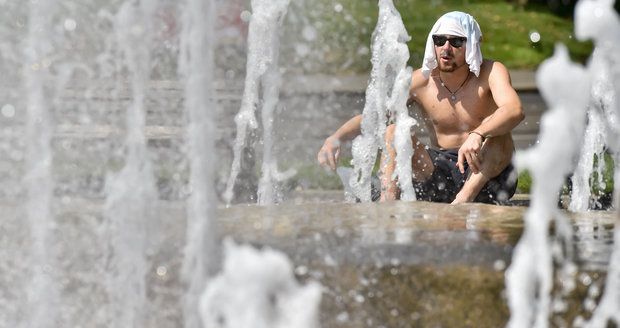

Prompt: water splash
xmin=569 ymin=107 xmax=606 ymax=211
xmin=505 ymin=44 xmax=591 ymax=328
xmin=507 ymin=1 xmax=620 ymax=325
xmin=573 ymin=0 xmax=620 ymax=325
xmin=349 ymin=0 xmax=413 ymax=202
xmin=224 ymin=0 xmax=294 ymax=205
xmin=391 ymin=67 xmax=417 ymax=201
xmin=178 ymin=0 xmax=219 ymax=327
xmin=199 ymin=239 xmax=322 ymax=328
xmin=103 ymin=1 xmax=159 ymax=326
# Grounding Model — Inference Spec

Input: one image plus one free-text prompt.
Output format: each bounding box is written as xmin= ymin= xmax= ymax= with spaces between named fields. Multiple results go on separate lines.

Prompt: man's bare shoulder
xmin=407 ymin=69 xmax=429 ymax=105
xmin=410 ymin=68 xmax=430 ymax=90
xmin=480 ymin=60 xmax=510 ymax=77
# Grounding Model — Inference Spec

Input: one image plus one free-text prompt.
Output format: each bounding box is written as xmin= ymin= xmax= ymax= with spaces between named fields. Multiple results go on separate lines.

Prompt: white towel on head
xmin=421 ymin=11 xmax=483 ymax=79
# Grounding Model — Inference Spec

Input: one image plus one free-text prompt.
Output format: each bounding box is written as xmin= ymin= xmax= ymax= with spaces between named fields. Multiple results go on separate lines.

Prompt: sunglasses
xmin=432 ymin=35 xmax=467 ymax=48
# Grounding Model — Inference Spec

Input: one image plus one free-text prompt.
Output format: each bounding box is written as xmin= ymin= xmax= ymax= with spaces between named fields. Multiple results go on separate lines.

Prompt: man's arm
xmin=457 ymin=62 xmax=525 ymax=173
xmin=317 ymin=114 xmax=362 ymax=170
xmin=472 ymin=61 xmax=525 ymax=138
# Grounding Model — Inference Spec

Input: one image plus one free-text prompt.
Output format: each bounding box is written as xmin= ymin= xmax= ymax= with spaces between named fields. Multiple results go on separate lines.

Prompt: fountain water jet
xmin=391 ymin=66 xmax=417 ymax=201
xmin=103 ymin=2 xmax=160 ymax=326
xmin=506 ymin=44 xmax=591 ymax=328
xmin=23 ymin=1 xmax=60 ymax=327
xmin=570 ymin=108 xmax=606 ymax=211
xmin=177 ymin=0 xmax=219 ymax=327
xmin=224 ymin=0 xmax=294 ymax=205
xmin=507 ymin=0 xmax=620 ymax=326
xmin=349 ymin=0 xmax=414 ymax=202
xmin=573 ymin=0 xmax=620 ymax=325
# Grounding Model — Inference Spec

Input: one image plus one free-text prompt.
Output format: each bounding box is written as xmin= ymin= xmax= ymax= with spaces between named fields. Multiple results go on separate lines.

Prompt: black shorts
xmin=412 ymin=148 xmax=518 ymax=204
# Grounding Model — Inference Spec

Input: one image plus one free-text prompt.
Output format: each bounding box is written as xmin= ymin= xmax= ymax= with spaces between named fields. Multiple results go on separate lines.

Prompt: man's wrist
xmin=328 ymin=135 xmax=342 ymax=145
xmin=468 ymin=130 xmax=489 ymax=141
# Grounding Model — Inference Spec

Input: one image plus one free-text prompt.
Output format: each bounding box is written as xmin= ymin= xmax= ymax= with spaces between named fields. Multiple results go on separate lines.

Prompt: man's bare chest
xmin=417 ymin=88 xmax=496 ymax=131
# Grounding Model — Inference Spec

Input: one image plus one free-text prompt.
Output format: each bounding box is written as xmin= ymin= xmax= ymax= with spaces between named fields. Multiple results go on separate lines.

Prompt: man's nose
xmin=440 ymin=41 xmax=452 ymax=49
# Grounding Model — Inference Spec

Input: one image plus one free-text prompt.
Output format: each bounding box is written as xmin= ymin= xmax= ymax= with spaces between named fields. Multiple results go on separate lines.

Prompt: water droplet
xmin=357 ymin=46 xmax=369 ymax=55
xmin=334 ymin=3 xmax=343 ymax=12
xmin=1 ymin=104 xmax=15 ymax=118
xmin=302 ymin=25 xmax=317 ymax=41
xmin=240 ymin=10 xmax=251 ymax=22
xmin=336 ymin=312 xmax=349 ymax=322
xmin=156 ymin=266 xmax=167 ymax=277
xmin=493 ymin=259 xmax=506 ymax=271
xmin=584 ymin=298 xmax=596 ymax=311
xmin=579 ymin=273 xmax=592 ymax=286
xmin=529 ymin=31 xmax=541 ymax=43
xmin=64 ymin=18 xmax=77 ymax=31
xmin=588 ymin=284 xmax=600 ymax=298
xmin=294 ymin=265 xmax=308 ymax=275
xmin=295 ymin=43 xmax=310 ymax=56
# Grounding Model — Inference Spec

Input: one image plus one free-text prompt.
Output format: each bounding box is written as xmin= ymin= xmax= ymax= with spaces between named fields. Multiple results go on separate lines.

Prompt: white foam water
xmin=199 ymin=239 xmax=322 ymax=328
xmin=349 ymin=0 xmax=413 ymax=202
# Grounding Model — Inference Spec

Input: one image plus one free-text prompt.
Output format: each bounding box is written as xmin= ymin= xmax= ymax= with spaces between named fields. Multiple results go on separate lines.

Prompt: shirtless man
xmin=317 ymin=11 xmax=525 ymax=204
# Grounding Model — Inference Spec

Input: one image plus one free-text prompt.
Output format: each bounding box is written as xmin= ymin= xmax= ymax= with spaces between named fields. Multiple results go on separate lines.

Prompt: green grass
xmin=591 ymin=152 xmax=615 ymax=195
xmin=515 ymin=152 xmax=615 ymax=195
xmin=306 ymin=0 xmax=593 ymax=73
xmin=516 ymin=169 xmax=532 ymax=194
xmin=291 ymin=164 xmax=346 ymax=190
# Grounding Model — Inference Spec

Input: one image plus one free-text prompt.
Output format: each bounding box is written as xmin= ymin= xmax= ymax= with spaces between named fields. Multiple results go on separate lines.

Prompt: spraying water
xmin=573 ymin=0 xmax=620 ymax=325
xmin=103 ymin=1 xmax=159 ymax=326
xmin=224 ymin=0 xmax=294 ymax=205
xmin=23 ymin=1 xmax=60 ymax=327
xmin=507 ymin=0 xmax=620 ymax=325
xmin=199 ymin=239 xmax=322 ymax=328
xmin=569 ymin=107 xmax=606 ymax=211
xmin=505 ymin=44 xmax=591 ymax=327
xmin=178 ymin=0 xmax=219 ymax=327
xmin=569 ymin=0 xmax=620 ymax=212
xmin=349 ymin=0 xmax=414 ymax=202
xmin=390 ymin=66 xmax=417 ymax=201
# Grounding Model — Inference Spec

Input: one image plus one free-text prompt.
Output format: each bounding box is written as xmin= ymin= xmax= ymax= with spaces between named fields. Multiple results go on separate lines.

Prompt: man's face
xmin=433 ymin=34 xmax=467 ymax=72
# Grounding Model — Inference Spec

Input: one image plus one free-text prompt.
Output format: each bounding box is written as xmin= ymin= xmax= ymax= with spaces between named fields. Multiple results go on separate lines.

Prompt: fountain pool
xmin=0 ymin=0 xmax=618 ymax=327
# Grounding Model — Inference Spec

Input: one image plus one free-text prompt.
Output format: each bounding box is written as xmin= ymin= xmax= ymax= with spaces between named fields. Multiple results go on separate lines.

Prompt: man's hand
xmin=317 ymin=136 xmax=341 ymax=171
xmin=457 ymin=132 xmax=484 ymax=174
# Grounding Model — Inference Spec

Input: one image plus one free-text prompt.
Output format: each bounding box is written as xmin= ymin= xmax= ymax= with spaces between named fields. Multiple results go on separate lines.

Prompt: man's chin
xmin=438 ymin=65 xmax=456 ymax=73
